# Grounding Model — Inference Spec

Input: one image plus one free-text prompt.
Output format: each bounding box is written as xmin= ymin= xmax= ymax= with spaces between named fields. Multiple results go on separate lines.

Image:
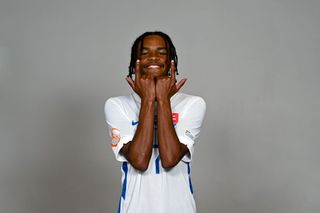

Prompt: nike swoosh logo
xmin=131 ymin=120 xmax=139 ymax=126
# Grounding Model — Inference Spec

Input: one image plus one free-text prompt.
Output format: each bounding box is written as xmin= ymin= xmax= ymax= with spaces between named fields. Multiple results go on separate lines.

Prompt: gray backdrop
xmin=0 ymin=0 xmax=319 ymax=212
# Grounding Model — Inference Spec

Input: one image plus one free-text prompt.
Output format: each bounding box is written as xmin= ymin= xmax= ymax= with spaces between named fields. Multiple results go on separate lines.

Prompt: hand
xmin=155 ymin=60 xmax=187 ymax=101
xmin=126 ymin=59 xmax=156 ymax=101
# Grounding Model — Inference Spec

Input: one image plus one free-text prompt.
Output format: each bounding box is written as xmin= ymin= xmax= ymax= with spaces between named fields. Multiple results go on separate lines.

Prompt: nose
xmin=147 ymin=53 xmax=160 ymax=62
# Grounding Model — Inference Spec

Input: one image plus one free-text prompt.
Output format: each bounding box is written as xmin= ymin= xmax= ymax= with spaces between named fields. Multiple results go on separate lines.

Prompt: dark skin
xmin=122 ymin=35 xmax=188 ymax=171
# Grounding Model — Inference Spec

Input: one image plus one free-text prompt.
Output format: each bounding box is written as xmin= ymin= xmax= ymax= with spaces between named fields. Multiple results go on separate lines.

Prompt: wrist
xmin=141 ymin=97 xmax=156 ymax=103
xmin=157 ymin=97 xmax=170 ymax=105
xmin=156 ymin=93 xmax=170 ymax=102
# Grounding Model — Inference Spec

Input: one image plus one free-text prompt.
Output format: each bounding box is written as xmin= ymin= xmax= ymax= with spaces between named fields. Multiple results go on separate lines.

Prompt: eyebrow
xmin=141 ymin=47 xmax=167 ymax=50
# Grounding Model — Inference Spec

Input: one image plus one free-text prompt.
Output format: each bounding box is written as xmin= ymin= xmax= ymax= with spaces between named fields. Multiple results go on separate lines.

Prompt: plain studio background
xmin=0 ymin=0 xmax=319 ymax=212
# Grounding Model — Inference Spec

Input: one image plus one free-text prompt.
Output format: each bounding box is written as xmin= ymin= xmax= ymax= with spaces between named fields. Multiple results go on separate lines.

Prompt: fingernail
xmin=171 ymin=60 xmax=174 ymax=63
xmin=136 ymin=59 xmax=140 ymax=63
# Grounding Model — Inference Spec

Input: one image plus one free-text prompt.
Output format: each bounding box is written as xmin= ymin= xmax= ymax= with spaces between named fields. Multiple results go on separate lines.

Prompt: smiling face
xmin=139 ymin=35 xmax=170 ymax=78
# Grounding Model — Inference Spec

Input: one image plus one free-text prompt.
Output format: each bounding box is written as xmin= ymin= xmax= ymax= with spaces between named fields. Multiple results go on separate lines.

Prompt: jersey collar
xmin=131 ymin=92 xmax=179 ymax=105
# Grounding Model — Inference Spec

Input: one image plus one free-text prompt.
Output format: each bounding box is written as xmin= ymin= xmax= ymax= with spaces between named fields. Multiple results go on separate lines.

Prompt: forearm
xmin=121 ymin=99 xmax=155 ymax=171
xmin=157 ymin=98 xmax=188 ymax=169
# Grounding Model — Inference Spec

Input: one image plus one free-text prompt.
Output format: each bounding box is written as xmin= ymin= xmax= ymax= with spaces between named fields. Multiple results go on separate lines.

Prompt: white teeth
xmin=148 ymin=65 xmax=160 ymax=68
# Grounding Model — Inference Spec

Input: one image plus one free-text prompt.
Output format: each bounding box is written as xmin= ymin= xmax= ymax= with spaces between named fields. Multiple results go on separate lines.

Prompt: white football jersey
xmin=104 ymin=92 xmax=206 ymax=213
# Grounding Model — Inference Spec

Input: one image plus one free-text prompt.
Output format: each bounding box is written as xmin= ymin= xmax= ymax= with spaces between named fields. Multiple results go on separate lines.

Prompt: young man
xmin=104 ymin=31 xmax=206 ymax=213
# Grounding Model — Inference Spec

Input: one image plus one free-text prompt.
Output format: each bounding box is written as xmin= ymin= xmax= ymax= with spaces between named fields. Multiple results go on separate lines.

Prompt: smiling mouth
xmin=148 ymin=65 xmax=160 ymax=69
xmin=144 ymin=64 xmax=164 ymax=70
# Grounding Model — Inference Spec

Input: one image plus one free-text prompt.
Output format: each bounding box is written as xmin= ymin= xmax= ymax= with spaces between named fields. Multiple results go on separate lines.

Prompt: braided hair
xmin=128 ymin=31 xmax=178 ymax=78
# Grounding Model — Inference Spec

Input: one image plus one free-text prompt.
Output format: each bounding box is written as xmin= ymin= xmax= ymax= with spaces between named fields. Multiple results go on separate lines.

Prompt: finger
xmin=170 ymin=60 xmax=176 ymax=81
xmin=126 ymin=76 xmax=135 ymax=90
xmin=176 ymin=78 xmax=187 ymax=91
xmin=135 ymin=59 xmax=141 ymax=80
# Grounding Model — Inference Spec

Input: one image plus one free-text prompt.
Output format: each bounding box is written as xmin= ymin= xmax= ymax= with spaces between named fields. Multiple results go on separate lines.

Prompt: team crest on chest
xmin=172 ymin=113 xmax=179 ymax=126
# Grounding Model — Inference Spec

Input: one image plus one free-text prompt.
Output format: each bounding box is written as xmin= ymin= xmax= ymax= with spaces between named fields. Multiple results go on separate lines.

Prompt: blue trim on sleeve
xmin=117 ymin=196 xmax=121 ymax=213
xmin=121 ymin=162 xmax=128 ymax=199
xmin=155 ymin=155 xmax=160 ymax=174
xmin=187 ymin=162 xmax=194 ymax=194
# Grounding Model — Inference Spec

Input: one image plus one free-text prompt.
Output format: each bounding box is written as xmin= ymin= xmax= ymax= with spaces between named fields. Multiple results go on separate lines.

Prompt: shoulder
xmin=104 ymin=94 xmax=135 ymax=112
xmin=105 ymin=95 xmax=132 ymax=105
xmin=174 ymin=92 xmax=206 ymax=109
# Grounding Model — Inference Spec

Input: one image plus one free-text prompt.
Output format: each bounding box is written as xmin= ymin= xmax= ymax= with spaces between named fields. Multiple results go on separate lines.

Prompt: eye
xmin=141 ymin=49 xmax=148 ymax=55
xmin=158 ymin=49 xmax=167 ymax=55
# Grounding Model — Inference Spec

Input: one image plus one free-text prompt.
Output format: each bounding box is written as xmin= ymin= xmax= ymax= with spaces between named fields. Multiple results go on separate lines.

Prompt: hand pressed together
xmin=126 ymin=59 xmax=156 ymax=102
xmin=126 ymin=59 xmax=187 ymax=101
xmin=155 ymin=60 xmax=187 ymax=101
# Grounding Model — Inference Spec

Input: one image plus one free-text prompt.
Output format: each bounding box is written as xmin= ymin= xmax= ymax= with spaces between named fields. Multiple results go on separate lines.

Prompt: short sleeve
xmin=175 ymin=96 xmax=206 ymax=162
xmin=104 ymin=98 xmax=134 ymax=162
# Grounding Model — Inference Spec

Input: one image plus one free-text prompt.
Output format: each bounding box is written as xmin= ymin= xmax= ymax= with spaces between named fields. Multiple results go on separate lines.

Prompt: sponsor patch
xmin=111 ymin=128 xmax=120 ymax=147
xmin=185 ymin=129 xmax=195 ymax=140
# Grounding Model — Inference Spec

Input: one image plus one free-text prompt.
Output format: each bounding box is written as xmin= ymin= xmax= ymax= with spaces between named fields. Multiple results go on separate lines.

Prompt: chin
xmin=143 ymin=70 xmax=166 ymax=77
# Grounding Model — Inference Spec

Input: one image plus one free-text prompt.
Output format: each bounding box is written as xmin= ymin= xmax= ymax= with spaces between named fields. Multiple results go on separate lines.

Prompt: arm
xmin=156 ymin=60 xmax=188 ymax=169
xmin=157 ymin=98 xmax=189 ymax=169
xmin=120 ymin=99 xmax=154 ymax=171
xmin=121 ymin=59 xmax=156 ymax=171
